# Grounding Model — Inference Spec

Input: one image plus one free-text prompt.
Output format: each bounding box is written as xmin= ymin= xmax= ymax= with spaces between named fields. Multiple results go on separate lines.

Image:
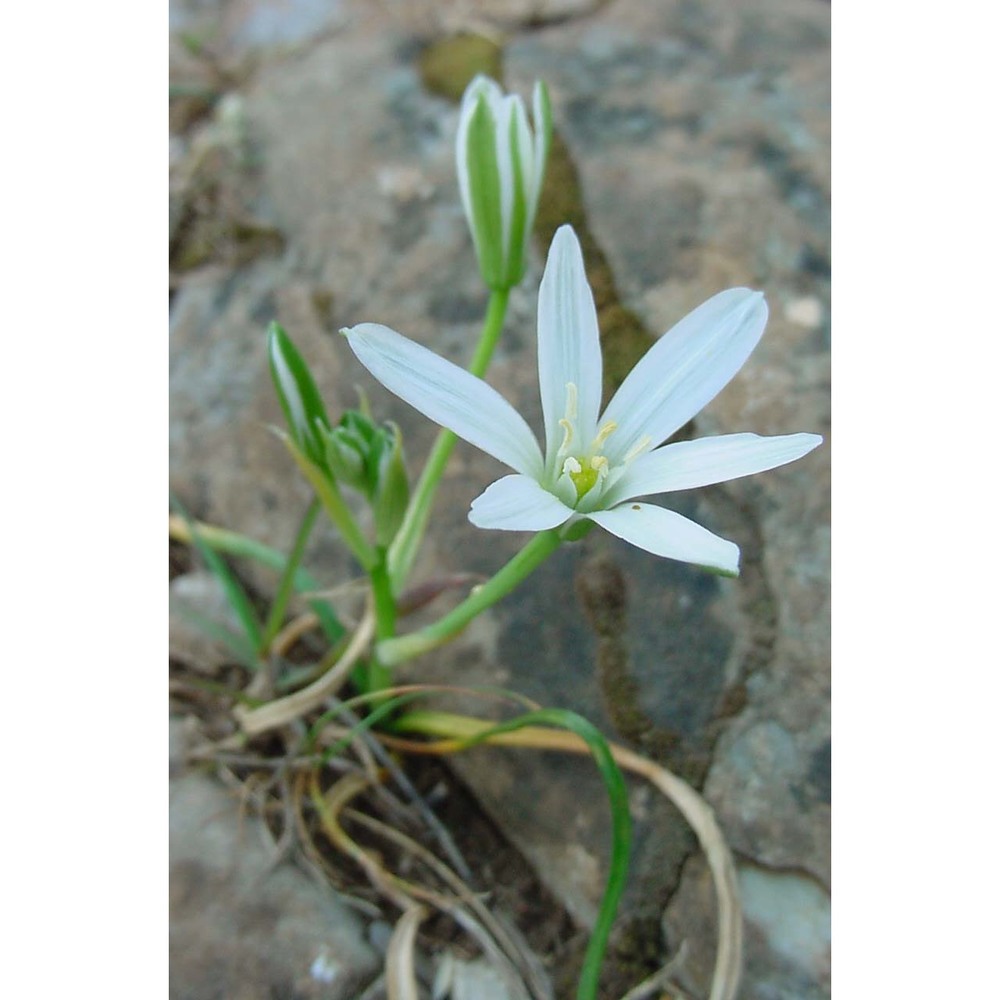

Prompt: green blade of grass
xmin=174 ymin=607 xmax=260 ymax=670
xmin=169 ymin=512 xmax=344 ymax=645
xmin=392 ymin=705 xmax=631 ymax=1000
xmin=171 ymin=496 xmax=263 ymax=655
xmin=448 ymin=708 xmax=630 ymax=1000
xmin=260 ymin=498 xmax=321 ymax=654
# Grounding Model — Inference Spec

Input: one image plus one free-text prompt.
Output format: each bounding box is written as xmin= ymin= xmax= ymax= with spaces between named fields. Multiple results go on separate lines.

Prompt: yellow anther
xmin=590 ymin=455 xmax=608 ymax=473
xmin=591 ymin=420 xmax=618 ymax=452
xmin=558 ymin=418 xmax=574 ymax=455
xmin=623 ymin=434 xmax=653 ymax=465
xmin=557 ymin=382 xmax=579 ymax=457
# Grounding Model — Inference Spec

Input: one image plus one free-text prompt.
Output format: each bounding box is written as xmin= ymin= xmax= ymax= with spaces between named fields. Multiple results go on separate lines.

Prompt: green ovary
xmin=569 ymin=463 xmax=600 ymax=499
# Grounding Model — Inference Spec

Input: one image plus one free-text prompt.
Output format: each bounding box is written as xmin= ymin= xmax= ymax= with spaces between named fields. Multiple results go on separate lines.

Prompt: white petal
xmin=601 ymin=289 xmax=769 ymax=463
xmin=537 ymin=225 xmax=603 ymax=465
xmin=344 ymin=324 xmax=544 ymax=477
xmin=494 ymin=96 xmax=517 ymax=259
xmin=588 ymin=503 xmax=740 ymax=575
xmin=605 ymin=432 xmax=823 ymax=505
xmin=469 ymin=475 xmax=573 ymax=531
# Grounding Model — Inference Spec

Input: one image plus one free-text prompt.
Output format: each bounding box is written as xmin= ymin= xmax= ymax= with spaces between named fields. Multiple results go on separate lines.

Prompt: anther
xmin=563 ymin=382 xmax=579 ymax=421
xmin=590 ymin=420 xmax=618 ymax=452
xmin=623 ymin=435 xmax=653 ymax=465
xmin=557 ymin=383 xmax=579 ymax=457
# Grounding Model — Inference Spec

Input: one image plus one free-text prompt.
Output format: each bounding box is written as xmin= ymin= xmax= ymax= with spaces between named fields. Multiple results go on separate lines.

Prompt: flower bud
xmin=267 ymin=322 xmax=331 ymax=469
xmin=456 ymin=75 xmax=552 ymax=290
xmin=323 ymin=425 xmax=367 ymax=490
xmin=320 ymin=410 xmax=410 ymax=545
xmin=372 ymin=422 xmax=409 ymax=547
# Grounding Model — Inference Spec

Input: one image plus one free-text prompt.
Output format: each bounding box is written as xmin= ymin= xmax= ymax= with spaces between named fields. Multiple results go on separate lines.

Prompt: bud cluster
xmin=268 ymin=322 xmax=409 ymax=547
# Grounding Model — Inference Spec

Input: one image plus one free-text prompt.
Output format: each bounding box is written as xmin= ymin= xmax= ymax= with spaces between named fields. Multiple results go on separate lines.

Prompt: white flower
xmin=344 ymin=225 xmax=822 ymax=575
xmin=456 ymin=74 xmax=551 ymax=290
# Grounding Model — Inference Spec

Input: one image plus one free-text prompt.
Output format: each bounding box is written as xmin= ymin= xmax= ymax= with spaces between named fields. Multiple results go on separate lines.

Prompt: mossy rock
xmin=419 ymin=34 xmax=503 ymax=101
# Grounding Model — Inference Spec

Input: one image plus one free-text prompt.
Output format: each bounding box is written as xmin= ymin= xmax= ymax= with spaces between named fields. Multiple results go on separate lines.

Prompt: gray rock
xmin=169 ymin=569 xmax=249 ymax=672
xmin=170 ymin=768 xmax=380 ymax=999
xmin=170 ymin=0 xmax=348 ymax=58
xmin=663 ymin=856 xmax=830 ymax=999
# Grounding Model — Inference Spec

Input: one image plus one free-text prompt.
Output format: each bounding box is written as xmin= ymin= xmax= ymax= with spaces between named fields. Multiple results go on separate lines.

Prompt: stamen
xmin=557 ymin=419 xmax=573 ymax=454
xmin=623 ymin=434 xmax=653 ymax=465
xmin=590 ymin=420 xmax=618 ymax=452
xmin=557 ymin=382 xmax=579 ymax=456
xmin=563 ymin=382 xmax=579 ymax=421
xmin=562 ymin=456 xmax=582 ymax=476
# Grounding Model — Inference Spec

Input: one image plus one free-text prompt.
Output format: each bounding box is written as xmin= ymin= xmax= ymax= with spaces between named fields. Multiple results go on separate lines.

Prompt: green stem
xmin=286 ymin=438 xmax=378 ymax=572
xmin=467 ymin=286 xmax=511 ymax=378
xmin=387 ymin=287 xmax=511 ymax=589
xmin=367 ymin=552 xmax=396 ymax=693
xmin=378 ymin=527 xmax=562 ymax=667
xmin=259 ymin=498 xmax=320 ymax=653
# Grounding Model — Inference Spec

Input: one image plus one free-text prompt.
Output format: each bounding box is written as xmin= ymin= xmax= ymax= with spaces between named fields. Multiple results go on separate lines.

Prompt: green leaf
xmin=267 ymin=322 xmax=332 ymax=468
xmin=174 ymin=607 xmax=260 ymax=670
xmin=259 ymin=499 xmax=322 ymax=654
xmin=170 ymin=495 xmax=263 ymax=654
xmin=457 ymin=709 xmax=630 ymax=1000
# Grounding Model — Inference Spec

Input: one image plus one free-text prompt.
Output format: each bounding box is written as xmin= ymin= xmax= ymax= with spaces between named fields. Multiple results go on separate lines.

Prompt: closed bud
xmin=323 ymin=426 xmax=367 ymax=490
xmin=456 ymin=75 xmax=552 ymax=290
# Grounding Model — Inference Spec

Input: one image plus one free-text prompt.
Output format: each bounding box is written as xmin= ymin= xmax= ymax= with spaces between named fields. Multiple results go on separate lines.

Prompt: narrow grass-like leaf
xmin=174 ymin=607 xmax=259 ymax=670
xmin=443 ymin=708 xmax=630 ymax=1000
xmin=171 ymin=496 xmax=262 ymax=654
xmin=305 ymin=690 xmax=427 ymax=764
xmin=260 ymin=499 xmax=321 ymax=654
xmin=267 ymin=322 xmax=331 ymax=468
xmin=168 ymin=513 xmax=344 ymax=645
xmin=281 ymin=683 xmax=628 ymax=997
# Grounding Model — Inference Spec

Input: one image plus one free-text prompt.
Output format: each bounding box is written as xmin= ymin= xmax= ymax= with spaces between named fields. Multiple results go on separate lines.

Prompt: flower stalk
xmin=284 ymin=436 xmax=378 ymax=572
xmin=379 ymin=527 xmax=563 ymax=667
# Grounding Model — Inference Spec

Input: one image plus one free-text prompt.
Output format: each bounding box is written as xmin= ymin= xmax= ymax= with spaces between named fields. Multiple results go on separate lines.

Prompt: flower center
xmin=555 ymin=382 xmax=619 ymax=501
xmin=554 ymin=382 xmax=653 ymax=505
xmin=562 ymin=454 xmax=607 ymax=499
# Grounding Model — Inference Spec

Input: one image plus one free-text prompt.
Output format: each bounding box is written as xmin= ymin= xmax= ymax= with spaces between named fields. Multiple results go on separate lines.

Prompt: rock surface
xmin=170 ymin=0 xmax=830 ymax=995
